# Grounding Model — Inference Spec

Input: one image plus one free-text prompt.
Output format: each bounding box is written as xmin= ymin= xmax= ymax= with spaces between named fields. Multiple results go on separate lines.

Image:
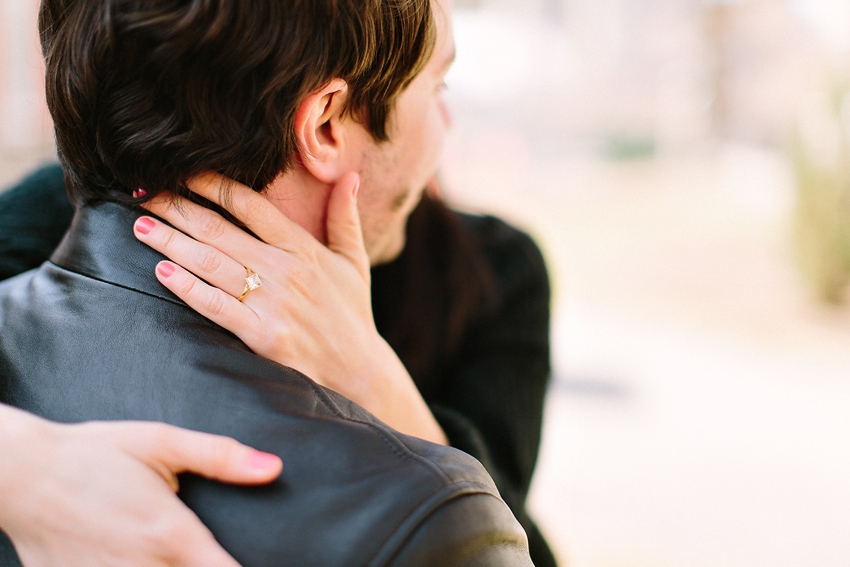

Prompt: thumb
xmin=326 ymin=172 xmax=370 ymax=280
xmin=126 ymin=423 xmax=283 ymax=489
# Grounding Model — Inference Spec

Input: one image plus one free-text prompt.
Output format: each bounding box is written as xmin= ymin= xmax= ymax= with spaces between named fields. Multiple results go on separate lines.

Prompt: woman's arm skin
xmin=133 ymin=172 xmax=448 ymax=445
xmin=0 ymin=403 xmax=282 ymax=567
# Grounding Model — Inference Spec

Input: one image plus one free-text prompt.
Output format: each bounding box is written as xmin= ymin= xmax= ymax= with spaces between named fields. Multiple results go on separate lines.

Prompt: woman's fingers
xmin=109 ymin=422 xmax=283 ymax=486
xmin=153 ymin=260 xmax=261 ymax=338
xmin=142 ymin=193 xmax=281 ymax=270
xmin=134 ymin=216 xmax=247 ymax=298
xmin=187 ymin=172 xmax=313 ymax=252
xmin=133 ymin=210 xmax=274 ymax=349
xmin=326 ymin=172 xmax=370 ymax=281
xmin=151 ymin=172 xmax=369 ymax=275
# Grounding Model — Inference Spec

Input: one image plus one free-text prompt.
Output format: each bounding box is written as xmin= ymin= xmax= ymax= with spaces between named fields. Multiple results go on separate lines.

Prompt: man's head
xmin=40 ymin=0 xmax=451 ymax=263
xmin=271 ymin=0 xmax=455 ymax=264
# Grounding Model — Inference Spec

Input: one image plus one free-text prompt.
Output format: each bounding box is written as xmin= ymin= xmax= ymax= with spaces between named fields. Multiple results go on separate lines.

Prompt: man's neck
xmin=263 ymin=167 xmax=332 ymax=245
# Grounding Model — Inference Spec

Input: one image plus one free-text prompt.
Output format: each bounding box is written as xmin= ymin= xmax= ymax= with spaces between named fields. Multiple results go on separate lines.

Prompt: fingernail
xmin=352 ymin=179 xmax=360 ymax=199
xmin=135 ymin=217 xmax=155 ymax=235
xmin=156 ymin=262 xmax=175 ymax=278
xmin=133 ymin=187 xmax=148 ymax=199
xmin=249 ymin=451 xmax=281 ymax=470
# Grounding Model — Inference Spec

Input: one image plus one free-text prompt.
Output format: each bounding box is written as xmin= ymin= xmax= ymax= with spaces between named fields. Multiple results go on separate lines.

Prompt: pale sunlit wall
xmin=0 ymin=0 xmax=54 ymax=189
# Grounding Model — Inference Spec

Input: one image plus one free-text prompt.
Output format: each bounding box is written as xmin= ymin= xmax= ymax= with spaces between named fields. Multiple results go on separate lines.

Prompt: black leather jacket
xmin=0 ymin=202 xmax=534 ymax=567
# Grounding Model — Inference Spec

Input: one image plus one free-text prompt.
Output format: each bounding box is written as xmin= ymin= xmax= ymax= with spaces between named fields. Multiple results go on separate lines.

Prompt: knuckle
xmin=269 ymin=322 xmax=290 ymax=344
xmin=197 ymin=212 xmax=227 ymax=241
xmin=301 ymin=247 xmax=319 ymax=265
xmin=258 ymin=325 xmax=286 ymax=357
xmin=288 ymin=264 xmax=319 ymax=294
xmin=144 ymin=511 xmax=190 ymax=557
xmin=171 ymin=525 xmax=224 ymax=567
xmin=242 ymin=198 xmax=265 ymax=223
xmin=204 ymin=291 xmax=227 ymax=316
xmin=196 ymin=248 xmax=223 ymax=275
xmin=178 ymin=274 xmax=199 ymax=298
xmin=161 ymin=227 xmax=180 ymax=252
xmin=291 ymin=239 xmax=318 ymax=264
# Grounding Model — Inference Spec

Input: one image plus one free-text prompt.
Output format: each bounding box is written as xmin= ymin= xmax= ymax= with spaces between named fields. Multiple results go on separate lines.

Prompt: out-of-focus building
xmin=0 ymin=0 xmax=53 ymax=187
xmin=451 ymin=0 xmax=839 ymax=151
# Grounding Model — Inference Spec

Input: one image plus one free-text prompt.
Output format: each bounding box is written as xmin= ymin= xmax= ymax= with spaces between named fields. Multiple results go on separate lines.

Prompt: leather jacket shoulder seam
xmin=366 ymin=481 xmax=503 ymax=566
xmin=299 ymin=387 xmax=455 ymax=483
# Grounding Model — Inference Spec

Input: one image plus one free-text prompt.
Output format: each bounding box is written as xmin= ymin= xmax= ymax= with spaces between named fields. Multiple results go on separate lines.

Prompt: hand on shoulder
xmin=133 ymin=173 xmax=447 ymax=444
xmin=0 ymin=404 xmax=281 ymax=567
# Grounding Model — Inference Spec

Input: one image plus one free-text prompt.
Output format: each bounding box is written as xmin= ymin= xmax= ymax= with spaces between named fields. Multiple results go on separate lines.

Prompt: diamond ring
xmin=237 ymin=267 xmax=262 ymax=301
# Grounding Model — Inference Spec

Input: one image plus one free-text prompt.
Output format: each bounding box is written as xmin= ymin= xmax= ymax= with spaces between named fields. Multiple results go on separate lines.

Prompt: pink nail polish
xmin=249 ymin=451 xmax=281 ymax=470
xmin=135 ymin=217 xmax=155 ymax=235
xmin=156 ymin=263 xmax=175 ymax=278
xmin=133 ymin=187 xmax=148 ymax=199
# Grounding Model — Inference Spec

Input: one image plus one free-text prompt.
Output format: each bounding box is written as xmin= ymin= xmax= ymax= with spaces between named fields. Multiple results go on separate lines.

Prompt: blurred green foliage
xmin=601 ymin=134 xmax=657 ymax=162
xmin=792 ymin=85 xmax=850 ymax=305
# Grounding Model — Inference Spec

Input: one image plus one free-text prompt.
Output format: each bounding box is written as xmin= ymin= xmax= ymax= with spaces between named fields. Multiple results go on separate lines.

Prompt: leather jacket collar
xmin=49 ymin=201 xmax=181 ymax=305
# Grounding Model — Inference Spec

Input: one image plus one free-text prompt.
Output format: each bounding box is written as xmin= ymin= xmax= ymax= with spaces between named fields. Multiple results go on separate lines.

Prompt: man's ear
xmin=294 ymin=78 xmax=353 ymax=183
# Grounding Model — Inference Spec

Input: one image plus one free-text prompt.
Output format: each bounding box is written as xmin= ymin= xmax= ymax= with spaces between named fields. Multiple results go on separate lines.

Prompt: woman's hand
xmin=133 ymin=173 xmax=447 ymax=445
xmin=0 ymin=404 xmax=281 ymax=567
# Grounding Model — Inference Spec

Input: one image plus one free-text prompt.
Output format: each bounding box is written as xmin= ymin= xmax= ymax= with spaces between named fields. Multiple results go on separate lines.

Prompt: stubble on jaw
xmin=368 ymin=186 xmax=423 ymax=265
xmin=389 ymin=188 xmax=411 ymax=212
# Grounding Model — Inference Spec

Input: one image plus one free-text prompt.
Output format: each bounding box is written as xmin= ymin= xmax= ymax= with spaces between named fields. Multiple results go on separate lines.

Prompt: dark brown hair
xmin=38 ymin=0 xmax=435 ymax=206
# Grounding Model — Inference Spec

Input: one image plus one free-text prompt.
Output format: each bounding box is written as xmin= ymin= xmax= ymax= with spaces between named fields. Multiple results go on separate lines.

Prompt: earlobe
xmin=294 ymin=78 xmax=350 ymax=184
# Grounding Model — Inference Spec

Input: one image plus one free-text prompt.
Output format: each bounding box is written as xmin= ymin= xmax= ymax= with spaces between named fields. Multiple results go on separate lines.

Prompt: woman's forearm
xmin=0 ymin=404 xmax=47 ymax=508
xmin=351 ymin=339 xmax=449 ymax=446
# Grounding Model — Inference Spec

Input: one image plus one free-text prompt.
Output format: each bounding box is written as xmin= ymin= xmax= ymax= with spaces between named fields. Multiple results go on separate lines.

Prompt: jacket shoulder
xmin=379 ymin=490 xmax=533 ymax=567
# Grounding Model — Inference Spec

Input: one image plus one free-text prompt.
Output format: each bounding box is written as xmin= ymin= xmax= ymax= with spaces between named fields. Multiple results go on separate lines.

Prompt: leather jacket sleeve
xmin=386 ymin=493 xmax=535 ymax=567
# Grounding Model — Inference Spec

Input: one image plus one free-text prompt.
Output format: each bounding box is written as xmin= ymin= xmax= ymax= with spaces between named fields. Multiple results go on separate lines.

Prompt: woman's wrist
xmin=0 ymin=405 xmax=54 ymax=523
xmin=354 ymin=338 xmax=448 ymax=445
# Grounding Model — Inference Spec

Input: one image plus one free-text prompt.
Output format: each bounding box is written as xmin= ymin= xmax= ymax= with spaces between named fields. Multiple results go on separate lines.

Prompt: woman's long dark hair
xmin=371 ymin=192 xmax=497 ymax=393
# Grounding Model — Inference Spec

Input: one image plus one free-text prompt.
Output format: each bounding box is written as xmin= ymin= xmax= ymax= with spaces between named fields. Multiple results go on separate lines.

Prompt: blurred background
xmin=3 ymin=0 xmax=850 ymax=565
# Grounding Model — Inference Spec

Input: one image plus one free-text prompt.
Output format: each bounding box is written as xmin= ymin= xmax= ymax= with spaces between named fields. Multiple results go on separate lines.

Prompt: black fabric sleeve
xmin=0 ymin=163 xmax=73 ymax=280
xmin=385 ymin=493 xmax=534 ymax=567
xmin=431 ymin=216 xmax=554 ymax=566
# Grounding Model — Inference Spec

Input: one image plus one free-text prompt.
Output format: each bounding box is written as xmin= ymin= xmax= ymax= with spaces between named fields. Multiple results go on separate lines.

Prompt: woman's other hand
xmin=0 ymin=404 xmax=281 ymax=567
xmin=133 ymin=173 xmax=446 ymax=445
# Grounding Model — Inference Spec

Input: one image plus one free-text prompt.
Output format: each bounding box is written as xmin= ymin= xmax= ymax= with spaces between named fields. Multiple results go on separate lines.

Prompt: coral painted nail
xmin=156 ymin=263 xmax=175 ymax=278
xmin=250 ymin=451 xmax=282 ymax=470
xmin=135 ymin=217 xmax=155 ymax=235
